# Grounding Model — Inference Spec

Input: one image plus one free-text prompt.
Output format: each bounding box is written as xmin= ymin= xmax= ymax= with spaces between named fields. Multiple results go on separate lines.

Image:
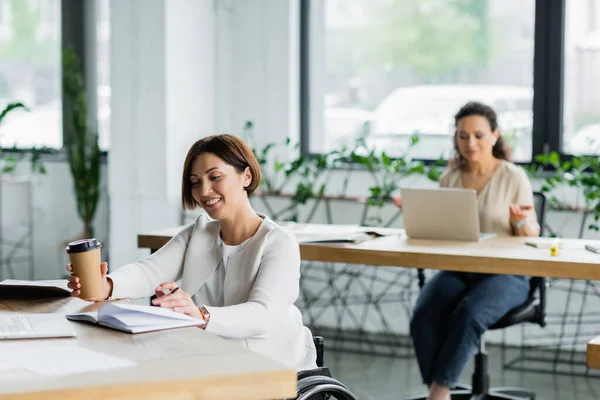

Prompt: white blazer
xmin=108 ymin=213 xmax=317 ymax=371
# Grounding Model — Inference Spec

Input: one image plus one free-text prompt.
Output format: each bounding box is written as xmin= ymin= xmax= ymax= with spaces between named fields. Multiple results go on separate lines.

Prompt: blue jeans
xmin=409 ymin=271 xmax=529 ymax=388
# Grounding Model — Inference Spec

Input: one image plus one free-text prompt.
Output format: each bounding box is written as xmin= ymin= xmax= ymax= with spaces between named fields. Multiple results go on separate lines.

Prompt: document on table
xmin=0 ymin=344 xmax=136 ymax=376
xmin=0 ymin=279 xmax=71 ymax=298
xmin=290 ymin=224 xmax=403 ymax=243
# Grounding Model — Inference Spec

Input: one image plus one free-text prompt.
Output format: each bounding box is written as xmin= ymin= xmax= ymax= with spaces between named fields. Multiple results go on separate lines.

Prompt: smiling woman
xmin=65 ymin=133 xmax=318 ymax=372
xmin=181 ymin=134 xmax=261 ymax=221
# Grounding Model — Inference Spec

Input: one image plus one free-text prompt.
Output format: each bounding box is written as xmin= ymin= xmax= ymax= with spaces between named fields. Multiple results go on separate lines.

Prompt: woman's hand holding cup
xmin=66 ymin=262 xmax=112 ymax=302
xmin=65 ymin=238 xmax=112 ymax=302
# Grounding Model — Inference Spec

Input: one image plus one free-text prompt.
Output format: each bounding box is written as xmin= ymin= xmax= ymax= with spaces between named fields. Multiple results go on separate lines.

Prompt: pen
xmin=586 ymin=244 xmax=600 ymax=254
xmin=150 ymin=287 xmax=180 ymax=306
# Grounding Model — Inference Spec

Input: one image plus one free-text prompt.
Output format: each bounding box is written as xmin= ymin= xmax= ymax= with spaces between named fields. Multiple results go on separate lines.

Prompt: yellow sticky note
xmin=550 ymin=239 xmax=560 ymax=256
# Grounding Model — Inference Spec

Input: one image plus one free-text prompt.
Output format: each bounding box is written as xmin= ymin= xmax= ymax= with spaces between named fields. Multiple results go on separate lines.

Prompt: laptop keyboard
xmin=0 ymin=314 xmax=35 ymax=336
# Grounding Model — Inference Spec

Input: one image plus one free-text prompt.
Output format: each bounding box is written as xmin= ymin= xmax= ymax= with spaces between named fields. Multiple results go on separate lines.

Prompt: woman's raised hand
xmin=393 ymin=194 xmax=403 ymax=209
xmin=509 ymin=203 xmax=532 ymax=224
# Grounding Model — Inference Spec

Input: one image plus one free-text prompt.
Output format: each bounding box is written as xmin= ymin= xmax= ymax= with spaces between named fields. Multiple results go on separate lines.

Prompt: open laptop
xmin=0 ymin=313 xmax=76 ymax=340
xmin=401 ymin=187 xmax=496 ymax=242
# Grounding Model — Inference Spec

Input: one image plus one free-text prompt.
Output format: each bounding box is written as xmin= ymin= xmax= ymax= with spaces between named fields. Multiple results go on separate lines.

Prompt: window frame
xmin=299 ymin=0 xmax=569 ymax=164
xmin=0 ymin=0 xmax=107 ymax=161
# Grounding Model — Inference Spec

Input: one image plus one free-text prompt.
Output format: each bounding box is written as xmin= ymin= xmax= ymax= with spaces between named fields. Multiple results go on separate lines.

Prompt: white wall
xmin=108 ymin=0 xmax=215 ymax=269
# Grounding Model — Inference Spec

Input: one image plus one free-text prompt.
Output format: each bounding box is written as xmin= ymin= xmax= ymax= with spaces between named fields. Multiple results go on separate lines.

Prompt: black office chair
xmin=407 ymin=192 xmax=547 ymax=400
xmin=289 ymin=337 xmax=359 ymax=400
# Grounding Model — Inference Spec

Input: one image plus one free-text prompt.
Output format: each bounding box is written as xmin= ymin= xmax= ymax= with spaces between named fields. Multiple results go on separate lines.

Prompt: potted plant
xmin=242 ymin=121 xmax=306 ymax=195
xmin=535 ymin=152 xmax=600 ymax=232
xmin=0 ymin=103 xmax=47 ymax=176
xmin=62 ymin=47 xmax=101 ymax=238
xmin=348 ymin=135 xmax=442 ymax=225
xmin=242 ymin=121 xmax=310 ymax=220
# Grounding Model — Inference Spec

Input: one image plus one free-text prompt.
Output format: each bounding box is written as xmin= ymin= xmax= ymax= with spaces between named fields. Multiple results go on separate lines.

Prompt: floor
xmin=326 ymin=345 xmax=600 ymax=399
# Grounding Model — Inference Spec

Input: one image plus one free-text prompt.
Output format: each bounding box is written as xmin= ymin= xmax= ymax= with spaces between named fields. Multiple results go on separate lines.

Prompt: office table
xmin=138 ymin=226 xmax=600 ymax=280
xmin=0 ymin=296 xmax=296 ymax=400
xmin=587 ymin=336 xmax=600 ymax=369
xmin=139 ymin=224 xmax=600 ymax=375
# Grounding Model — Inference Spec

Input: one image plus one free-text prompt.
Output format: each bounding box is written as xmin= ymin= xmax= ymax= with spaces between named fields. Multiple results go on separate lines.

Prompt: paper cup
xmin=66 ymin=239 xmax=103 ymax=299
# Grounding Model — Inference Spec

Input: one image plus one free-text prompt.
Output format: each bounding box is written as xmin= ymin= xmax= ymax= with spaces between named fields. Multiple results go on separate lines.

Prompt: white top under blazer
xmin=107 ymin=213 xmax=317 ymax=371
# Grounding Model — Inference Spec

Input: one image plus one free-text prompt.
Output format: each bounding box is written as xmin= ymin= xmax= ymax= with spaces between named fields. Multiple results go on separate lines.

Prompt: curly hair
xmin=452 ymin=101 xmax=512 ymax=169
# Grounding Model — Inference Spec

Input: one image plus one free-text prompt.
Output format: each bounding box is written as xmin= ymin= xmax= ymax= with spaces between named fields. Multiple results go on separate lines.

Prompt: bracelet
xmin=198 ymin=305 xmax=210 ymax=328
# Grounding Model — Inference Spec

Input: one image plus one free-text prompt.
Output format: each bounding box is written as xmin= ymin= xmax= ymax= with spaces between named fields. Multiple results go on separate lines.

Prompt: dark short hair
xmin=453 ymin=101 xmax=512 ymax=168
xmin=181 ymin=134 xmax=261 ymax=210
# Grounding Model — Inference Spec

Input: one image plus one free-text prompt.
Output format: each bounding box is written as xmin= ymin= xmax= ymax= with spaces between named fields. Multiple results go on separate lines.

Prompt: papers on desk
xmin=295 ymin=231 xmax=375 ymax=244
xmin=0 ymin=344 xmax=136 ymax=376
xmin=0 ymin=279 xmax=92 ymax=314
xmin=0 ymin=279 xmax=71 ymax=299
xmin=525 ymin=238 xmax=564 ymax=249
xmin=290 ymin=224 xmax=401 ymax=244
xmin=66 ymin=303 xmax=204 ymax=334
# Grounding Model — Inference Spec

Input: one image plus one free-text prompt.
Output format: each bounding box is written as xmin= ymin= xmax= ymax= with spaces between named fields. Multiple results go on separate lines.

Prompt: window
xmin=0 ymin=0 xmax=61 ymax=149
xmin=97 ymin=0 xmax=110 ymax=150
xmin=563 ymin=0 xmax=600 ymax=155
xmin=305 ymin=0 xmax=536 ymax=162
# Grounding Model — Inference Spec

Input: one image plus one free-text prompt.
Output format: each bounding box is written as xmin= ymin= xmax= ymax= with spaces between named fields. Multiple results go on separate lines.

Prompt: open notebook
xmin=66 ymin=303 xmax=204 ymax=334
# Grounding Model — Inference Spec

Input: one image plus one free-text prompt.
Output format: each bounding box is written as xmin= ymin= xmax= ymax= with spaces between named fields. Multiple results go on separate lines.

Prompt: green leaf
xmin=410 ymin=134 xmax=420 ymax=146
xmin=407 ymin=163 xmax=426 ymax=174
xmin=369 ymin=186 xmax=382 ymax=198
xmin=561 ymin=161 xmax=571 ymax=171
xmin=548 ymin=151 xmax=560 ymax=166
xmin=381 ymin=152 xmax=392 ymax=167
xmin=427 ymin=167 xmax=443 ymax=182
xmin=0 ymin=102 xmax=29 ymax=124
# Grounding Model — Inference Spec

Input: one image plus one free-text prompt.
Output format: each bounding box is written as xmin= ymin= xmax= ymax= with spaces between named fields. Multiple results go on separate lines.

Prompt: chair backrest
xmin=532 ymin=191 xmax=546 ymax=236
xmin=525 ymin=192 xmax=547 ymax=327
